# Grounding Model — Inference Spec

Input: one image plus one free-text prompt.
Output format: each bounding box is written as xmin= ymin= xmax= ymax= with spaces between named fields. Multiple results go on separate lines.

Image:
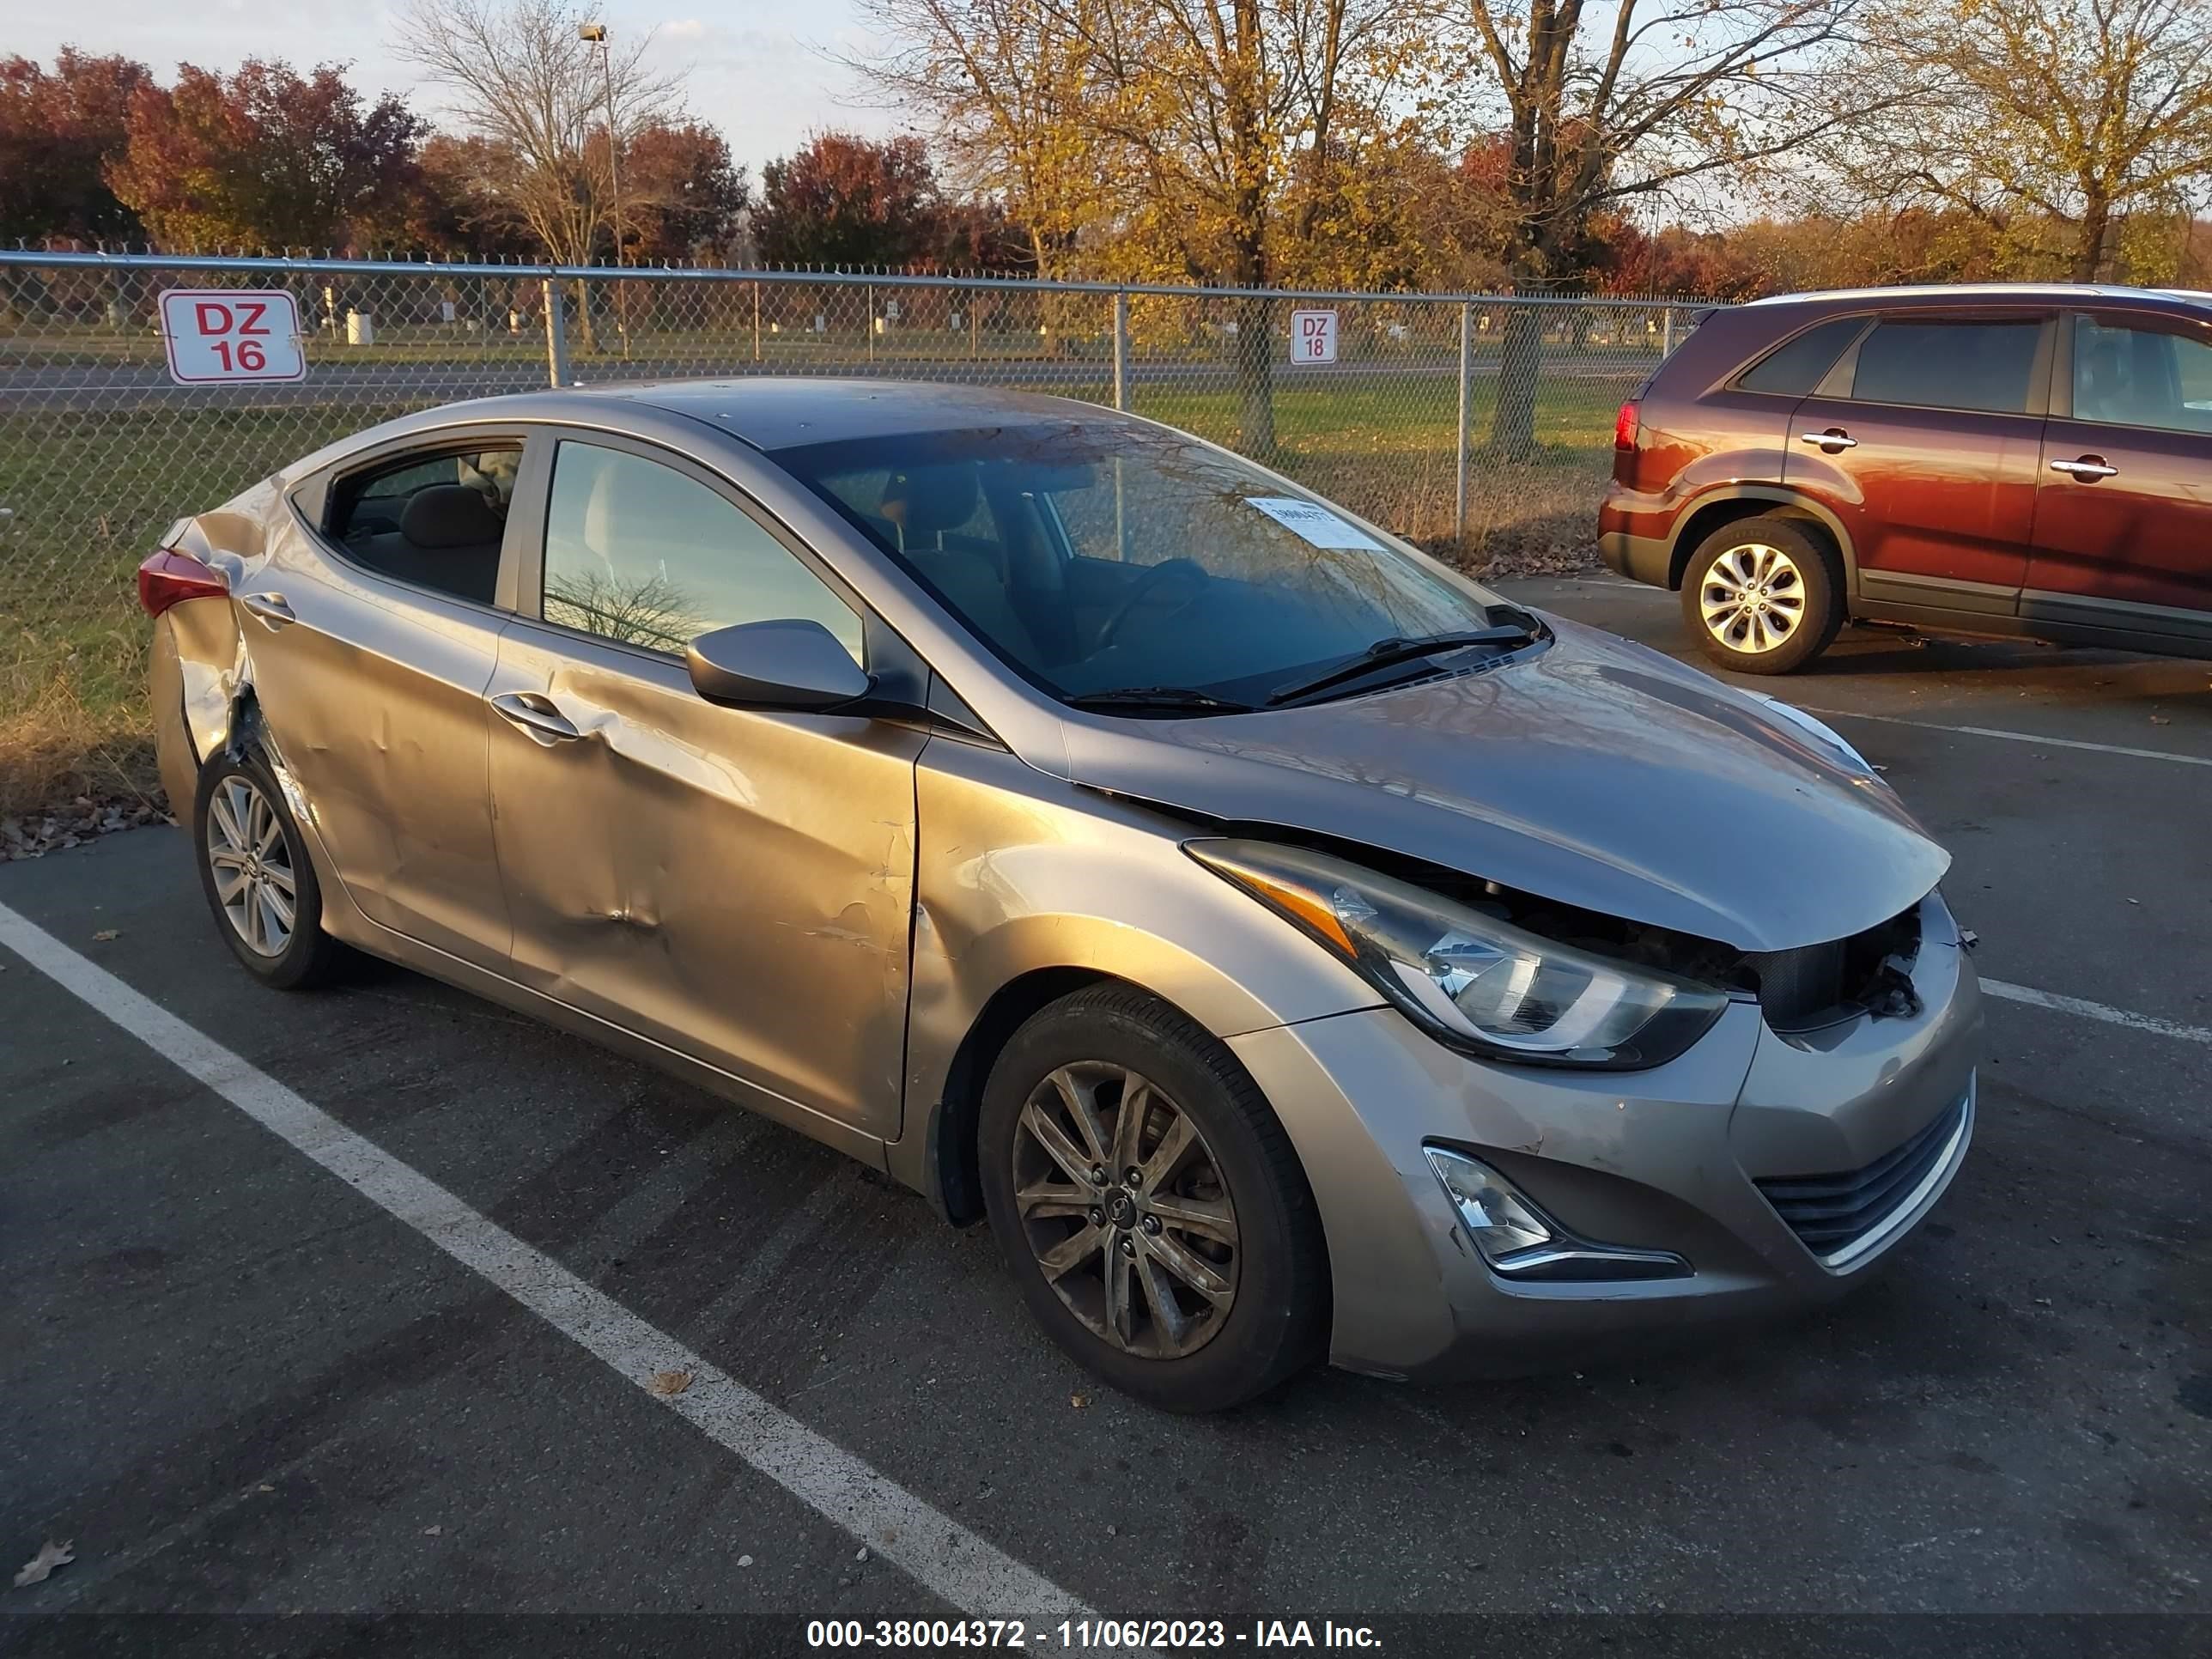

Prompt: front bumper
xmin=1228 ymin=895 xmax=1981 ymax=1382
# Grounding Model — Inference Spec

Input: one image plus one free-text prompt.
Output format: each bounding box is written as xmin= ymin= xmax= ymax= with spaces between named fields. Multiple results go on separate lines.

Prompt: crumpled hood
xmin=1060 ymin=616 xmax=1949 ymax=952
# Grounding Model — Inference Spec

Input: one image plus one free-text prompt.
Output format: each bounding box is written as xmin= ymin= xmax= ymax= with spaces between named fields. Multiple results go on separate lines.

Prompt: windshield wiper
xmin=1265 ymin=617 xmax=1539 ymax=707
xmin=1064 ymin=686 xmax=1256 ymax=716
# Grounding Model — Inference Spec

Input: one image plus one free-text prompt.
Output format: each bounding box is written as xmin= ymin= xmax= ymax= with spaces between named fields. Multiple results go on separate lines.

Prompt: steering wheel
xmin=1093 ymin=558 xmax=1209 ymax=653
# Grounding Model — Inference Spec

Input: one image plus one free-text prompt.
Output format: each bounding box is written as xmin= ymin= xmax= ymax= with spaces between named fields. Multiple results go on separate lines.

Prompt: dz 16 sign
xmin=1291 ymin=307 xmax=1338 ymax=364
xmin=159 ymin=289 xmax=307 ymax=385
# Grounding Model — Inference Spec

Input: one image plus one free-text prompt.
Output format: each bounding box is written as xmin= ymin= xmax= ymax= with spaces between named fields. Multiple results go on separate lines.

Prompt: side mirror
xmin=685 ymin=619 xmax=872 ymax=712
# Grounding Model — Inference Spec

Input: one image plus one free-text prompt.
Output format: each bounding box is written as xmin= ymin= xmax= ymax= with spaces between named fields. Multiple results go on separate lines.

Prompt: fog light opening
xmin=1423 ymin=1147 xmax=1692 ymax=1283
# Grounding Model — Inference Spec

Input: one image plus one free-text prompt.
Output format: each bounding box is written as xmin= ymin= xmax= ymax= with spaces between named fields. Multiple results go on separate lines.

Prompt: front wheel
xmin=979 ymin=984 xmax=1328 ymax=1412
xmin=1680 ymin=517 xmax=1844 ymax=674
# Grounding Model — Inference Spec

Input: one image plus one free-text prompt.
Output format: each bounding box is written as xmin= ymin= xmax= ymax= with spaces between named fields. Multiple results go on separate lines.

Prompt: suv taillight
xmin=137 ymin=548 xmax=228 ymax=618
xmin=1613 ymin=399 xmax=1641 ymax=452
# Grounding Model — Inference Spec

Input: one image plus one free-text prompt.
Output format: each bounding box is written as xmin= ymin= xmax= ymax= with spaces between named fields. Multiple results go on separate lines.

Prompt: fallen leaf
xmin=14 ymin=1540 xmax=74 ymax=1589
xmin=257 ymin=1484 xmax=274 ymax=1493
xmin=1070 ymin=1392 xmax=1090 ymax=1410
xmin=738 ymin=1554 xmax=754 ymax=1568
xmin=855 ymin=1547 xmax=869 ymax=1563
xmin=649 ymin=1370 xmax=693 ymax=1397
xmin=2148 ymin=715 xmax=2171 ymax=726
xmin=423 ymin=1525 xmax=442 ymax=1537
xmin=91 ymin=930 xmax=118 ymax=942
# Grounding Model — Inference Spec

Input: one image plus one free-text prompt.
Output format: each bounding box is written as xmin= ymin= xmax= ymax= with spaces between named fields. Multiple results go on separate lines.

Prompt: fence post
xmin=1112 ymin=290 xmax=1129 ymax=410
xmin=866 ymin=282 xmax=875 ymax=362
xmin=1455 ymin=301 xmax=1472 ymax=554
xmin=542 ymin=276 xmax=568 ymax=387
xmin=752 ymin=280 xmax=763 ymax=362
xmin=1661 ymin=306 xmax=1674 ymax=358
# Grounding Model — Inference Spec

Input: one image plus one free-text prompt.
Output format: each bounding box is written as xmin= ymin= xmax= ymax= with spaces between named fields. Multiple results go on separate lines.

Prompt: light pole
xmin=578 ymin=21 xmax=629 ymax=358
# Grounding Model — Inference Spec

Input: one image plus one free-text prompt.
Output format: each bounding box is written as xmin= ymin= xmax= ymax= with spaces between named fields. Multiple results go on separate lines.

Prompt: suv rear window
xmin=1851 ymin=319 xmax=2041 ymax=414
xmin=1735 ymin=316 xmax=1866 ymax=396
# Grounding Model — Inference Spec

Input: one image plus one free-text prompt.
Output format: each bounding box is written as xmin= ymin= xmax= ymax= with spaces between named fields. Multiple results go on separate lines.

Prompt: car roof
xmin=1745 ymin=282 xmax=2212 ymax=314
xmin=567 ymin=377 xmax=1115 ymax=452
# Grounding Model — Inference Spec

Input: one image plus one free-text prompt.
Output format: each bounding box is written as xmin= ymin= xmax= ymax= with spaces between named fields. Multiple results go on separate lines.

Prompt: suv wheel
xmin=978 ymin=984 xmax=1328 ymax=1413
xmin=1681 ymin=517 xmax=1843 ymax=674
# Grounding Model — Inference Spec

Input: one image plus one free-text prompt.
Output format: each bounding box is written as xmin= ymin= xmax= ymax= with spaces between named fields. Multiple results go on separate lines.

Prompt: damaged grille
xmin=1745 ymin=902 xmax=1923 ymax=1031
xmin=1756 ymin=1087 xmax=1972 ymax=1261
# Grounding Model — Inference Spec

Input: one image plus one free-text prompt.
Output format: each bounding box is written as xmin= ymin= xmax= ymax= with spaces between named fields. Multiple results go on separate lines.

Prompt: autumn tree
xmin=620 ymin=120 xmax=750 ymax=264
xmin=753 ymin=133 xmax=946 ymax=268
xmin=1844 ymin=0 xmax=2212 ymax=283
xmin=396 ymin=0 xmax=680 ymax=346
xmin=0 ymin=51 xmax=151 ymax=246
xmin=1449 ymin=0 xmax=1879 ymax=453
xmin=107 ymin=60 xmax=422 ymax=252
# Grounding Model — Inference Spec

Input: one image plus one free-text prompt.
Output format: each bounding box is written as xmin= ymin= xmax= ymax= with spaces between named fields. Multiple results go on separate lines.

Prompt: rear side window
xmin=1735 ymin=316 xmax=1866 ymax=396
xmin=325 ymin=444 xmax=521 ymax=605
xmin=1850 ymin=319 xmax=2042 ymax=414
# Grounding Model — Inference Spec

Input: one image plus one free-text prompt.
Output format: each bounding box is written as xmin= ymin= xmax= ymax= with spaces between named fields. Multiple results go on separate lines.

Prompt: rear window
xmin=1850 ymin=319 xmax=2042 ymax=414
xmin=1735 ymin=316 xmax=1866 ymax=396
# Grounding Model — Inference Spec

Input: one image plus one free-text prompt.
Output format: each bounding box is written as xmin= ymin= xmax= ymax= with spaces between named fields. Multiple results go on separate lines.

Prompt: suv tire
xmin=978 ymin=984 xmax=1328 ymax=1413
xmin=1680 ymin=516 xmax=1844 ymax=674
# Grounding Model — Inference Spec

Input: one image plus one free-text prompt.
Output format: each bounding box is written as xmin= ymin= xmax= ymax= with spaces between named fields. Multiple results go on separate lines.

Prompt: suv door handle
xmin=1799 ymin=428 xmax=1858 ymax=451
xmin=2050 ymin=456 xmax=2118 ymax=480
xmin=489 ymin=690 xmax=583 ymax=744
xmin=239 ymin=592 xmax=295 ymax=629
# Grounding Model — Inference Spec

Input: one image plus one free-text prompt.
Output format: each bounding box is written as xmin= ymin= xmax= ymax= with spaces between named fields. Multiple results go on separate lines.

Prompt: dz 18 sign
xmin=1290 ymin=307 xmax=1338 ymax=364
xmin=159 ymin=289 xmax=307 ymax=385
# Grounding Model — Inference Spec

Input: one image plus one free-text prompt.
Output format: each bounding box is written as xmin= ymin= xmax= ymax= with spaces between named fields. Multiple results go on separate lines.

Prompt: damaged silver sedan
xmin=142 ymin=380 xmax=1979 ymax=1412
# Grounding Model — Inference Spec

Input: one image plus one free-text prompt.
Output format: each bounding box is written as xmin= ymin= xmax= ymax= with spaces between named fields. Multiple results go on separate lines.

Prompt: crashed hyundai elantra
xmin=141 ymin=380 xmax=1979 ymax=1412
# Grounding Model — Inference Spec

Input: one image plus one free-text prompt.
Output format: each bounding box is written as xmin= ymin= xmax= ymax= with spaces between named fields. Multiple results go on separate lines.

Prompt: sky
xmin=0 ymin=0 xmax=908 ymax=179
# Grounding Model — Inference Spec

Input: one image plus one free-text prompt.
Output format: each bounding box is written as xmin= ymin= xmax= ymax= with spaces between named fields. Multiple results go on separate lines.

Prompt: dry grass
xmin=0 ymin=633 xmax=163 ymax=821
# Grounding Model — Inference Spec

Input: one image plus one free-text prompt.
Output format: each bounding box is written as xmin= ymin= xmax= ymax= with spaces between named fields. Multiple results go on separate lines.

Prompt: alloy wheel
xmin=206 ymin=775 xmax=297 ymax=958
xmin=1012 ymin=1062 xmax=1240 ymax=1359
xmin=1699 ymin=542 xmax=1807 ymax=654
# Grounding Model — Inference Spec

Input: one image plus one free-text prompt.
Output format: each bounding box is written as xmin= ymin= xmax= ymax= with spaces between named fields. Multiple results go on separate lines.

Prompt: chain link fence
xmin=0 ymin=250 xmax=1704 ymax=809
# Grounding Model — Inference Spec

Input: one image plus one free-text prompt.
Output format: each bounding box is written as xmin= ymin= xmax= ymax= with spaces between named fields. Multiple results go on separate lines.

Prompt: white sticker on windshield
xmin=1243 ymin=495 xmax=1382 ymax=550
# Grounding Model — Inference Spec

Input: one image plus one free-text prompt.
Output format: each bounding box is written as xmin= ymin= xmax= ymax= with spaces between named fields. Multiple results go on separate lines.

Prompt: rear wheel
xmin=1680 ymin=517 xmax=1843 ymax=674
xmin=978 ymin=984 xmax=1328 ymax=1412
xmin=193 ymin=750 xmax=346 ymax=989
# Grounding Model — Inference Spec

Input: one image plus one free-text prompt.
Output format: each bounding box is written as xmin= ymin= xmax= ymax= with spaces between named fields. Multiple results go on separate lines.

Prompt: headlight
xmin=1186 ymin=840 xmax=1730 ymax=1068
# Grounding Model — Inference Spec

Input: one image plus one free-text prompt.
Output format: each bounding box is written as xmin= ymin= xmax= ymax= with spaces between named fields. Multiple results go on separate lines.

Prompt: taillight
xmin=137 ymin=548 xmax=228 ymax=618
xmin=1613 ymin=399 xmax=1641 ymax=452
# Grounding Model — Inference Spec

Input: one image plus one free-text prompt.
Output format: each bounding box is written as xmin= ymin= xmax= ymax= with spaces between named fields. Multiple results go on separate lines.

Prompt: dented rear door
xmin=234 ymin=450 xmax=515 ymax=970
xmin=486 ymin=432 xmax=923 ymax=1139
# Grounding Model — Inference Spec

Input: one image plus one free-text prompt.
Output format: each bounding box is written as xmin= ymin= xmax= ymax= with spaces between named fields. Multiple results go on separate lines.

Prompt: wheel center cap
xmin=1105 ymin=1191 xmax=1138 ymax=1231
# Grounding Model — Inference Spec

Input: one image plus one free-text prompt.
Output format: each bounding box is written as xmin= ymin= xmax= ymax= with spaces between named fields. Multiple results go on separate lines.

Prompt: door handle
xmin=489 ymin=690 xmax=583 ymax=744
xmin=239 ymin=592 xmax=295 ymax=629
xmin=2050 ymin=456 xmax=2118 ymax=480
xmin=1799 ymin=428 xmax=1858 ymax=451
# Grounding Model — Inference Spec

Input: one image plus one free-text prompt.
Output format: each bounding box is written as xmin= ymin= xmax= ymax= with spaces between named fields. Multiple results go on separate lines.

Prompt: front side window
xmin=325 ymin=444 xmax=520 ymax=604
xmin=778 ymin=422 xmax=1510 ymax=706
xmin=2071 ymin=315 xmax=2212 ymax=433
xmin=1850 ymin=318 xmax=2043 ymax=415
xmin=539 ymin=442 xmax=863 ymax=661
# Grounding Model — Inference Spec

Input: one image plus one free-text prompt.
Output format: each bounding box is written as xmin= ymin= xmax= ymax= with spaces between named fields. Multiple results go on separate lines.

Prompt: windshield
xmin=773 ymin=421 xmax=1509 ymax=708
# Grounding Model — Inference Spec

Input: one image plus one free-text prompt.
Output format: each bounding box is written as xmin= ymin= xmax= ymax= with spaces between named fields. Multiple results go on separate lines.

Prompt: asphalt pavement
xmin=3 ymin=576 xmax=2208 ymax=1655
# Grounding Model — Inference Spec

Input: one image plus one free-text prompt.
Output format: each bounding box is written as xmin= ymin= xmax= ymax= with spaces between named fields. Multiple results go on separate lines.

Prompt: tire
xmin=1680 ymin=516 xmax=1844 ymax=675
xmin=978 ymin=983 xmax=1329 ymax=1412
xmin=192 ymin=749 xmax=347 ymax=989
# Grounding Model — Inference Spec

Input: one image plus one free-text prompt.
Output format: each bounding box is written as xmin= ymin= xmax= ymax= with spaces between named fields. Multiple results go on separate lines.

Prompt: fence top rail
xmin=0 ymin=247 xmax=1715 ymax=310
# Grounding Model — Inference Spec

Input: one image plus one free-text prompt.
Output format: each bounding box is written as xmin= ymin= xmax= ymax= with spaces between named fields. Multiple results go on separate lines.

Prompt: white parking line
xmin=0 ymin=898 xmax=1098 ymax=1629
xmin=1796 ymin=706 xmax=2212 ymax=769
xmin=1980 ymin=978 xmax=2212 ymax=1046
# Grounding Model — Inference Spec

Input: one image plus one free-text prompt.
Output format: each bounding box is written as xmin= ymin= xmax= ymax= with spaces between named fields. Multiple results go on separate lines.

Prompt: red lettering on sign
xmin=194 ymin=301 xmax=234 ymax=335
xmin=236 ymin=300 xmax=270 ymax=335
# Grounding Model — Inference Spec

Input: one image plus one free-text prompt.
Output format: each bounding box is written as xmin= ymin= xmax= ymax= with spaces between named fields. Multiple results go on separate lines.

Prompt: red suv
xmin=1599 ymin=284 xmax=2212 ymax=673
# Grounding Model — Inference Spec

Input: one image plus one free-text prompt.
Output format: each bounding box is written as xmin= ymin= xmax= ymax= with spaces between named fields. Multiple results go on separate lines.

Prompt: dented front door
xmin=486 ymin=624 xmax=922 ymax=1136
